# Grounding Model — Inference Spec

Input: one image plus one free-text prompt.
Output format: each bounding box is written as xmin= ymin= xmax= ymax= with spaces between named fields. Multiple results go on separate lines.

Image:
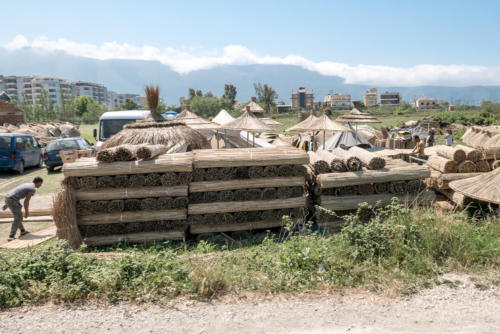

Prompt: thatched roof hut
xmin=225 ymin=110 xmax=274 ymax=132
xmin=336 ymin=108 xmax=382 ymax=124
xmin=286 ymin=114 xmax=318 ymax=132
xmin=101 ymin=121 xmax=210 ymax=152
xmin=240 ymin=97 xmax=265 ymax=114
xmin=176 ymin=107 xmax=221 ymax=130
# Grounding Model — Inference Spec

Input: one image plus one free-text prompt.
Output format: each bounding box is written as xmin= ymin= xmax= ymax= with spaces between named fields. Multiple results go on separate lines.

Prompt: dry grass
xmin=52 ymin=186 xmax=82 ymax=249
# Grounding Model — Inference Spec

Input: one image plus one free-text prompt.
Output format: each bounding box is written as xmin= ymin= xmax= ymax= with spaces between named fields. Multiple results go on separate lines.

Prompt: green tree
xmin=196 ymin=90 xmax=203 ymax=97
xmin=222 ymin=84 xmax=237 ymax=105
xmin=74 ymin=96 xmax=107 ymax=123
xmin=204 ymin=91 xmax=214 ymax=98
xmin=190 ymin=96 xmax=223 ymax=119
xmin=121 ymin=98 xmax=139 ymax=110
xmin=188 ymin=88 xmax=196 ymax=100
xmin=253 ymin=83 xmax=278 ymax=114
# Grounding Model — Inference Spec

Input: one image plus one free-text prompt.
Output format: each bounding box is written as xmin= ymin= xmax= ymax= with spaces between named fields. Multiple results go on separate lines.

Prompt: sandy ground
xmin=1 ymin=274 xmax=498 ymax=334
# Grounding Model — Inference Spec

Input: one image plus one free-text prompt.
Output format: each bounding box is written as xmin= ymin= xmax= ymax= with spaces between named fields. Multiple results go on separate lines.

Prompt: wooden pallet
xmin=0 ymin=225 xmax=56 ymax=249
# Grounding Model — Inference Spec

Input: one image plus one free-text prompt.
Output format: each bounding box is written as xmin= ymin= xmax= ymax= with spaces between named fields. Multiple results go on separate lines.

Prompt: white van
xmin=93 ymin=110 xmax=150 ymax=151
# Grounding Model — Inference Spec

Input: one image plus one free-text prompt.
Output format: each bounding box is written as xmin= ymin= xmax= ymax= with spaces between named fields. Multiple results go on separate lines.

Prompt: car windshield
xmin=99 ymin=119 xmax=137 ymax=141
xmin=0 ymin=137 xmax=11 ymax=150
xmin=46 ymin=140 xmax=79 ymax=151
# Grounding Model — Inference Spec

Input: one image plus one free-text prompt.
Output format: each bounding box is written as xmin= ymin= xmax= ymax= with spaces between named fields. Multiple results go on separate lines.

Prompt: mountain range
xmin=1 ymin=48 xmax=499 ymax=105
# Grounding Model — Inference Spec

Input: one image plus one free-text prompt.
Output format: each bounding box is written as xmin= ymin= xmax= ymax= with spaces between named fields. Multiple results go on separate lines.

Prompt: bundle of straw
xmin=52 ymin=186 xmax=82 ymax=249
xmin=136 ymin=144 xmax=168 ymax=160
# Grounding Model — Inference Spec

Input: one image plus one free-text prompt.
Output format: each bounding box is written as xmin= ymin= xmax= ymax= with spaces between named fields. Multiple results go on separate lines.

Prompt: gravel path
xmin=1 ymin=274 xmax=498 ymax=334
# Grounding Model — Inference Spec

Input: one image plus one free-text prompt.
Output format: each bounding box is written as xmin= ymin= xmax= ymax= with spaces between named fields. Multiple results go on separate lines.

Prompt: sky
xmin=2 ymin=0 xmax=500 ymax=86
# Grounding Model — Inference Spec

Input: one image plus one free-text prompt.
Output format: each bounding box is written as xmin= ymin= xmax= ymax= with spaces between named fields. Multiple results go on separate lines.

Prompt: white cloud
xmin=4 ymin=35 xmax=500 ymax=86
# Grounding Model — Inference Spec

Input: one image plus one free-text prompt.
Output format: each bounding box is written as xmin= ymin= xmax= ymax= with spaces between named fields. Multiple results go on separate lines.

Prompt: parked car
xmin=0 ymin=133 xmax=43 ymax=173
xmin=43 ymin=137 xmax=94 ymax=171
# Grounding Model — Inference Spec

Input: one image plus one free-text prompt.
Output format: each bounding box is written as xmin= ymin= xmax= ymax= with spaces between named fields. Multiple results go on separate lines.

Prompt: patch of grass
xmin=78 ymin=123 xmax=98 ymax=145
xmin=0 ymin=200 xmax=498 ymax=308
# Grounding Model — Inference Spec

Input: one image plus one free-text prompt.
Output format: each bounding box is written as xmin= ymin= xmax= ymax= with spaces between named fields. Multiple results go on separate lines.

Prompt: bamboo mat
xmin=0 ymin=225 xmax=56 ymax=249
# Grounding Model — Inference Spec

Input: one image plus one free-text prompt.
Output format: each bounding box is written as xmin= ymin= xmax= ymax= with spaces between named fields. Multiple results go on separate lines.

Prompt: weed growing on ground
xmin=0 ymin=200 xmax=498 ymax=308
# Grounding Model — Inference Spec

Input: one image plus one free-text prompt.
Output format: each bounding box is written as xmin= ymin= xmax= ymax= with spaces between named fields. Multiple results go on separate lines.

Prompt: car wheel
xmin=46 ymin=166 xmax=54 ymax=173
xmin=37 ymin=156 xmax=43 ymax=168
xmin=17 ymin=160 xmax=24 ymax=174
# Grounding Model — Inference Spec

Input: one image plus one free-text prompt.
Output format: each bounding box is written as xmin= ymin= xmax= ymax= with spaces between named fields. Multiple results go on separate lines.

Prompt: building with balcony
xmin=380 ymin=91 xmax=401 ymax=106
xmin=363 ymin=88 xmax=378 ymax=107
xmin=324 ymin=92 xmax=351 ymax=109
xmin=73 ymin=81 xmax=108 ymax=105
xmin=107 ymin=91 xmax=144 ymax=109
xmin=414 ymin=96 xmax=438 ymax=110
xmin=291 ymin=87 xmax=314 ymax=110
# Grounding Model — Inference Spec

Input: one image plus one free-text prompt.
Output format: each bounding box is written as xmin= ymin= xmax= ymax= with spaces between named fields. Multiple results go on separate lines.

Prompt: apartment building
xmin=380 ymin=91 xmax=401 ymax=106
xmin=107 ymin=91 xmax=143 ymax=109
xmin=291 ymin=87 xmax=314 ymax=110
xmin=324 ymin=92 xmax=351 ymax=109
xmin=414 ymin=96 xmax=438 ymax=110
xmin=31 ymin=76 xmax=72 ymax=106
xmin=73 ymin=81 xmax=108 ymax=105
xmin=363 ymin=88 xmax=378 ymax=107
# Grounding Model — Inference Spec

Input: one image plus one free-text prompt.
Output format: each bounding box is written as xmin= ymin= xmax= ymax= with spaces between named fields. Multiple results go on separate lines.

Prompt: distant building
xmin=276 ymin=105 xmax=292 ymax=113
xmin=107 ymin=91 xmax=144 ymax=109
xmin=324 ymin=92 xmax=351 ymax=109
xmin=73 ymin=81 xmax=108 ymax=105
xmin=448 ymin=104 xmax=457 ymax=111
xmin=414 ymin=96 xmax=438 ymax=110
xmin=380 ymin=91 xmax=401 ymax=106
xmin=363 ymin=88 xmax=378 ymax=107
xmin=291 ymin=87 xmax=314 ymax=110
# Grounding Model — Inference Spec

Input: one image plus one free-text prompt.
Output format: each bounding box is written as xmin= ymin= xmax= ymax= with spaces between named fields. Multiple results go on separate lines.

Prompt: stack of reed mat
xmin=187 ymin=148 xmax=309 ymax=234
xmin=60 ymin=152 xmax=193 ymax=246
xmin=425 ymin=145 xmax=495 ymax=207
xmin=307 ymin=147 xmax=386 ymax=175
xmin=315 ymin=161 xmax=433 ymax=232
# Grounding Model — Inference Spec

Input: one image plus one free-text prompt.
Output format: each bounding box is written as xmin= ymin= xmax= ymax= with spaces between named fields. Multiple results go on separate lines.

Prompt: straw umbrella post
xmin=224 ymin=107 xmax=274 ymax=147
xmin=335 ymin=108 xmax=382 ymax=131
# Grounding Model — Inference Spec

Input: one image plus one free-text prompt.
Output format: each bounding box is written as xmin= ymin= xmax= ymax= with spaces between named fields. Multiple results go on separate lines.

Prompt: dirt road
xmin=1 ymin=274 xmax=498 ymax=334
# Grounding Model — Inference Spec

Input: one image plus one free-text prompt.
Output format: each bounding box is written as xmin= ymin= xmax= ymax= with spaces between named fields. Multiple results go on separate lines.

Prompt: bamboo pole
xmin=316 ymin=165 xmax=430 ymax=189
xmin=77 ymin=209 xmax=187 ymax=225
xmin=188 ymin=196 xmax=305 ymax=215
xmin=75 ymin=185 xmax=188 ymax=201
xmin=84 ymin=230 xmax=186 ymax=246
xmin=63 ymin=152 xmax=193 ymax=177
xmin=189 ymin=176 xmax=305 ymax=192
xmin=320 ymin=190 xmax=435 ymax=211
xmin=0 ymin=215 xmax=53 ymax=224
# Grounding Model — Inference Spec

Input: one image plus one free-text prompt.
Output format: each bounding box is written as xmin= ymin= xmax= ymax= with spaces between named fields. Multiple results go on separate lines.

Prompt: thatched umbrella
xmin=308 ymin=114 xmax=351 ymax=148
xmin=145 ymin=85 xmax=164 ymax=122
xmin=336 ymin=108 xmax=382 ymax=125
xmin=225 ymin=108 xmax=274 ymax=147
xmin=101 ymin=121 xmax=210 ymax=152
xmin=286 ymin=114 xmax=318 ymax=132
xmin=240 ymin=97 xmax=265 ymax=115
xmin=176 ymin=105 xmax=221 ymax=130
xmin=449 ymin=167 xmax=500 ymax=204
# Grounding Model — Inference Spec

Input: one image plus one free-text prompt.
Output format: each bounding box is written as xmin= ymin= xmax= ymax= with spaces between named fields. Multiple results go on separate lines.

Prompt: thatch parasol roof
xmin=449 ymin=168 xmax=500 ymax=204
xmin=101 ymin=121 xmax=210 ymax=151
xmin=176 ymin=108 xmax=221 ymax=130
xmin=240 ymin=100 xmax=265 ymax=114
xmin=308 ymin=114 xmax=351 ymax=132
xmin=336 ymin=108 xmax=382 ymax=123
xmin=260 ymin=118 xmax=282 ymax=126
xmin=224 ymin=110 xmax=274 ymax=131
xmin=286 ymin=114 xmax=318 ymax=132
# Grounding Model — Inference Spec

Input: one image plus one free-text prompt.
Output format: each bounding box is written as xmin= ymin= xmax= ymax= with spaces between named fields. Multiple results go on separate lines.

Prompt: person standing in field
xmin=446 ymin=129 xmax=453 ymax=146
xmin=427 ymin=128 xmax=436 ymax=147
xmin=2 ymin=177 xmax=43 ymax=241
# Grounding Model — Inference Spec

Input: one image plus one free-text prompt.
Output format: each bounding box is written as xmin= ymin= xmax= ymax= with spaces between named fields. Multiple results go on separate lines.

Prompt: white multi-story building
xmin=30 ymin=76 xmax=72 ymax=106
xmin=324 ymin=92 xmax=351 ymax=109
xmin=414 ymin=96 xmax=438 ymax=110
xmin=107 ymin=91 xmax=143 ymax=109
xmin=363 ymin=88 xmax=378 ymax=107
xmin=380 ymin=91 xmax=401 ymax=106
xmin=72 ymin=81 xmax=108 ymax=105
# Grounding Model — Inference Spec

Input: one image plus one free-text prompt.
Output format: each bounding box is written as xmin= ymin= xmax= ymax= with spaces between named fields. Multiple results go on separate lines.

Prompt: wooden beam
xmin=189 ymin=220 xmax=284 ymax=234
xmin=0 ymin=208 xmax=52 ymax=219
xmin=84 ymin=230 xmax=186 ymax=246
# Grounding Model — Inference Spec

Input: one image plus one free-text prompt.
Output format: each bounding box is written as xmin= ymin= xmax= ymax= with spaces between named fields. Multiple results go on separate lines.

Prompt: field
xmin=79 ymin=123 xmax=98 ymax=144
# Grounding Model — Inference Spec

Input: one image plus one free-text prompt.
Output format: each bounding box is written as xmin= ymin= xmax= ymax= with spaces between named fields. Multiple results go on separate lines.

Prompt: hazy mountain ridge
xmin=1 ymin=48 xmax=499 ymax=105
